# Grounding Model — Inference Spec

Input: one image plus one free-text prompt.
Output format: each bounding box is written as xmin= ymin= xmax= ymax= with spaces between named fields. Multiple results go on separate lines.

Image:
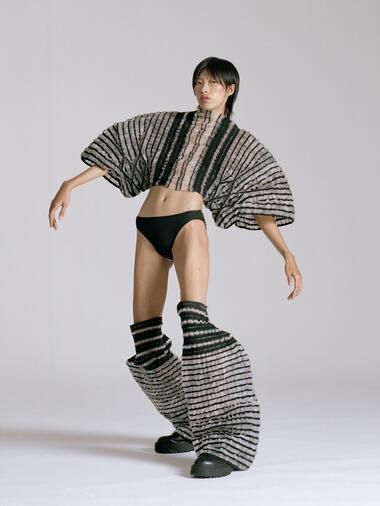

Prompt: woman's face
xmin=193 ymin=70 xmax=235 ymax=115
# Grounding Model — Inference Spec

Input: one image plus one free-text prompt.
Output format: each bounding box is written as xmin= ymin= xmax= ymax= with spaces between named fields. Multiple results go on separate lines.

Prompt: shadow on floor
xmin=0 ymin=425 xmax=195 ymax=476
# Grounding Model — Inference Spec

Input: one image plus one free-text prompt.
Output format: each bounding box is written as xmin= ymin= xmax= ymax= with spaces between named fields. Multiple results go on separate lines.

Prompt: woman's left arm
xmin=254 ymin=215 xmax=303 ymax=301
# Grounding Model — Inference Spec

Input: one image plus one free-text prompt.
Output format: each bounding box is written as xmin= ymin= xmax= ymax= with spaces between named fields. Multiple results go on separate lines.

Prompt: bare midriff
xmin=137 ymin=185 xmax=204 ymax=217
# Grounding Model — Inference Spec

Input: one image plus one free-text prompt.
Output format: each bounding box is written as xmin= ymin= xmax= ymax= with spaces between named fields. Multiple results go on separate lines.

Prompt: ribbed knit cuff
xmin=176 ymin=300 xmax=236 ymax=354
xmin=176 ymin=300 xmax=209 ymax=323
xmin=130 ymin=315 xmax=172 ymax=368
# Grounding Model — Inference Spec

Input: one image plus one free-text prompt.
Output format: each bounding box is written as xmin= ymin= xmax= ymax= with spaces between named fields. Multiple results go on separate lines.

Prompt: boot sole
xmin=190 ymin=462 xmax=236 ymax=478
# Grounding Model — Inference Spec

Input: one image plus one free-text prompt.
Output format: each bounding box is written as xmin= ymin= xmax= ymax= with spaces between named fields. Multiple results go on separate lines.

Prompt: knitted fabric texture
xmin=80 ymin=105 xmax=295 ymax=230
xmin=177 ymin=300 xmax=261 ymax=471
xmin=130 ymin=316 xmax=172 ymax=369
xmin=126 ymin=315 xmax=193 ymax=441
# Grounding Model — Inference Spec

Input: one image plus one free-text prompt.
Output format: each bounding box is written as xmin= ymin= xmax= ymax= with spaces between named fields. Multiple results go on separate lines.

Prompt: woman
xmin=48 ymin=56 xmax=303 ymax=479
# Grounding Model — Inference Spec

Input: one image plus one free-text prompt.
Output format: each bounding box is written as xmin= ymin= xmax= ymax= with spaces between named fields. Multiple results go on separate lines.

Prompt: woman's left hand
xmin=284 ymin=252 xmax=303 ymax=300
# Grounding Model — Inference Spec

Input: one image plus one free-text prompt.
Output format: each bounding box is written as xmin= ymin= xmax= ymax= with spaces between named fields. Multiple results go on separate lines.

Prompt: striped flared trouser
xmin=126 ymin=300 xmax=261 ymax=471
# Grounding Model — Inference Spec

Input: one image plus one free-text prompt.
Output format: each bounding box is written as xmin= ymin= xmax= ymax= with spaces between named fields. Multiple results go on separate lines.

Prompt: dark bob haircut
xmin=192 ymin=56 xmax=240 ymax=120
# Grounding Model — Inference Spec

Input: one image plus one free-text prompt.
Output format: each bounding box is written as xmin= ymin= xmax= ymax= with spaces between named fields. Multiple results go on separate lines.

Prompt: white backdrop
xmin=0 ymin=1 xmax=379 ymax=505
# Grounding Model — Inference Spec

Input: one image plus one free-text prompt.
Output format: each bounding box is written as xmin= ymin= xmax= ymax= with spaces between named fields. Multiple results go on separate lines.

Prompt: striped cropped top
xmin=80 ymin=105 xmax=295 ymax=230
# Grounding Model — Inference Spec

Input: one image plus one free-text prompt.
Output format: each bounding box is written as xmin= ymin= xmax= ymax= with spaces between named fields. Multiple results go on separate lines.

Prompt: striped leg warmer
xmin=126 ymin=315 xmax=193 ymax=441
xmin=177 ymin=300 xmax=261 ymax=471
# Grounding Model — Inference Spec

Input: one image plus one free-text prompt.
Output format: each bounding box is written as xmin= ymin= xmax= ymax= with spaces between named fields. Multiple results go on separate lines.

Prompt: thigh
xmin=132 ymin=228 xmax=173 ymax=322
xmin=172 ymin=219 xmax=210 ymax=305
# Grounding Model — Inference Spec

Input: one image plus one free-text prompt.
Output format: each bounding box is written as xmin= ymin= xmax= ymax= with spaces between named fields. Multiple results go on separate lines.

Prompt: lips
xmin=201 ymin=96 xmax=210 ymax=101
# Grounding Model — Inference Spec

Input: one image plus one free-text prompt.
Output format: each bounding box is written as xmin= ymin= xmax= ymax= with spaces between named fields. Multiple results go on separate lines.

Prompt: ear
xmin=229 ymin=84 xmax=236 ymax=95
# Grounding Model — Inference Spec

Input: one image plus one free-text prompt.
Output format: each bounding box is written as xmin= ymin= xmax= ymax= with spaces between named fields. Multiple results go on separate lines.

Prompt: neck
xmin=196 ymin=105 xmax=226 ymax=120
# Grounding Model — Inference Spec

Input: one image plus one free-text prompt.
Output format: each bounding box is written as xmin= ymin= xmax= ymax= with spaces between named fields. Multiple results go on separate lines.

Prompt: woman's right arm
xmin=48 ymin=165 xmax=108 ymax=230
xmin=64 ymin=164 xmax=108 ymax=190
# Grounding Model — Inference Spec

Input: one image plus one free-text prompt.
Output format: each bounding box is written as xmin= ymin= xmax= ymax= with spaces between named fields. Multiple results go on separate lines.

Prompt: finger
xmin=59 ymin=206 xmax=66 ymax=220
xmin=291 ymin=276 xmax=297 ymax=296
xmin=287 ymin=283 xmax=294 ymax=299
xmin=288 ymin=277 xmax=296 ymax=299
xmin=49 ymin=204 xmax=58 ymax=226
xmin=295 ymin=275 xmax=303 ymax=296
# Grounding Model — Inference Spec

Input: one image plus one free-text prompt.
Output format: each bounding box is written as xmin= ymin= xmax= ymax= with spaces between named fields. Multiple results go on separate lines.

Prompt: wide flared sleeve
xmin=80 ymin=112 xmax=156 ymax=198
xmin=204 ymin=130 xmax=295 ymax=231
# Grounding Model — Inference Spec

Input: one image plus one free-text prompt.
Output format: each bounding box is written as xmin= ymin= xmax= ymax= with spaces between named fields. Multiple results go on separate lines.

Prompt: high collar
xmin=195 ymin=104 xmax=226 ymax=121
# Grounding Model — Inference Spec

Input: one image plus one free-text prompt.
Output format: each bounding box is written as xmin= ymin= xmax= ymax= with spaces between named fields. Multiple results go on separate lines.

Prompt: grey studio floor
xmin=1 ymin=381 xmax=379 ymax=506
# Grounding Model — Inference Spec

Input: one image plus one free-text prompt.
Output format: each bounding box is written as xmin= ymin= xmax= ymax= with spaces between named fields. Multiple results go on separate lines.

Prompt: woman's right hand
xmin=49 ymin=182 xmax=72 ymax=230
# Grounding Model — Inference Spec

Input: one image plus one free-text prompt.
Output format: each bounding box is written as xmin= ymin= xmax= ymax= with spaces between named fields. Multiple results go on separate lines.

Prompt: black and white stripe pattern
xmin=126 ymin=315 xmax=193 ymax=441
xmin=177 ymin=300 xmax=261 ymax=471
xmin=80 ymin=106 xmax=295 ymax=231
xmin=130 ymin=316 xmax=172 ymax=369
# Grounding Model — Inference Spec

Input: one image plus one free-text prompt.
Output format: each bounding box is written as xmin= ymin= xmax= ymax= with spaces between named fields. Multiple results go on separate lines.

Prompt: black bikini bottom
xmin=135 ymin=210 xmax=207 ymax=260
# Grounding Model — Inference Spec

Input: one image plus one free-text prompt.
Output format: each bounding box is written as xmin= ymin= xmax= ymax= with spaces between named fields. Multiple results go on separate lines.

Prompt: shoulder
xmin=234 ymin=123 xmax=258 ymax=142
xmin=118 ymin=110 xmax=183 ymax=130
xmin=229 ymin=124 xmax=260 ymax=155
xmin=125 ymin=109 xmax=184 ymax=121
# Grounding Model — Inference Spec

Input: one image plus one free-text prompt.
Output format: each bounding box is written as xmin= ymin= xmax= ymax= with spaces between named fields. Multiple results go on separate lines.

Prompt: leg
xmin=172 ymin=223 xmax=261 ymax=472
xmin=172 ymin=218 xmax=209 ymax=304
xmin=132 ymin=227 xmax=173 ymax=322
xmin=125 ymin=224 xmax=193 ymax=440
